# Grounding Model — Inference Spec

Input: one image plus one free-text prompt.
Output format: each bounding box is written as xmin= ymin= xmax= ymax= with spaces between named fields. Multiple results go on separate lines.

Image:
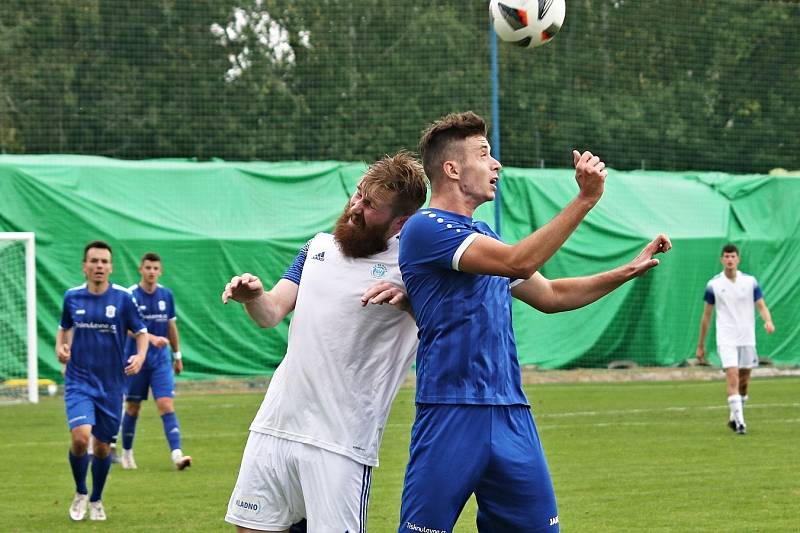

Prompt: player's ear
xmin=442 ymin=159 xmax=459 ymax=181
xmin=390 ymin=214 xmax=411 ymax=235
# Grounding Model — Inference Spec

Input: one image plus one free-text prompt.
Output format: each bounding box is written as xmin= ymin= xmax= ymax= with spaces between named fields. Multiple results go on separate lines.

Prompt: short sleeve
xmin=703 ymin=285 xmax=715 ymax=305
xmin=167 ymin=290 xmax=177 ymax=320
xmin=753 ymin=281 xmax=763 ymax=302
xmin=400 ymin=211 xmax=480 ymax=272
xmin=124 ymin=293 xmax=147 ymax=334
xmin=282 ymin=240 xmax=310 ymax=285
xmin=59 ymin=292 xmax=73 ymax=329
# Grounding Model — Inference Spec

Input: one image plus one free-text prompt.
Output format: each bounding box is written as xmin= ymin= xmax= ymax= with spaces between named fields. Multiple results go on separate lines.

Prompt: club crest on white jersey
xmin=371 ymin=263 xmax=388 ymax=279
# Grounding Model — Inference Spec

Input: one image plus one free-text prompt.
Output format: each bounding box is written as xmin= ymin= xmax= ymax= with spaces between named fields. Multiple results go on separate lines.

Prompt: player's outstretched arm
xmin=512 ymin=234 xmax=671 ymax=313
xmin=459 ymin=150 xmax=607 ymax=279
xmin=360 ymin=281 xmax=413 ymax=316
xmin=222 ymin=274 xmax=298 ymax=328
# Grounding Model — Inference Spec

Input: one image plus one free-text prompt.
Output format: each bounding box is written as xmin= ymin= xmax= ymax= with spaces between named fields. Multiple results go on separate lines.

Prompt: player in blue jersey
xmin=56 ymin=240 xmax=148 ymax=522
xmin=397 ymin=112 xmax=672 ymax=532
xmin=119 ymin=252 xmax=192 ymax=470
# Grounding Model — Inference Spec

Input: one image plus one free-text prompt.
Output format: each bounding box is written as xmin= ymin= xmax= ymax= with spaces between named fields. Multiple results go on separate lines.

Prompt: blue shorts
xmin=125 ymin=360 xmax=175 ymax=402
xmin=64 ymin=385 xmax=124 ymax=444
xmin=399 ymin=404 xmax=559 ymax=533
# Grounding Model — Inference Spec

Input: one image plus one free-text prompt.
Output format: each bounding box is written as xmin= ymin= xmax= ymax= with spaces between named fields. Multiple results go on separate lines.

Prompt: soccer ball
xmin=489 ymin=0 xmax=566 ymax=48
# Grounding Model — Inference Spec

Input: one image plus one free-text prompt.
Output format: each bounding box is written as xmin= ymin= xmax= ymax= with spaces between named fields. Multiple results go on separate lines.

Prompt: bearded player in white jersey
xmin=696 ymin=243 xmax=775 ymax=435
xmin=221 ymin=152 xmax=428 ymax=532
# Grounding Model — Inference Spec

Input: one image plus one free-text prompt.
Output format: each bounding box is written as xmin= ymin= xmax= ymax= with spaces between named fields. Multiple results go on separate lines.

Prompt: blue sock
xmin=90 ymin=454 xmax=112 ymax=502
xmin=121 ymin=412 xmax=138 ymax=450
xmin=68 ymin=451 xmax=90 ymax=495
xmin=161 ymin=412 xmax=181 ymax=451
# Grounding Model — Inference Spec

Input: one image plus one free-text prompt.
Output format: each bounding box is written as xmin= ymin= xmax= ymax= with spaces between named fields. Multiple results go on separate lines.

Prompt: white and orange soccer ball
xmin=489 ymin=0 xmax=566 ymax=48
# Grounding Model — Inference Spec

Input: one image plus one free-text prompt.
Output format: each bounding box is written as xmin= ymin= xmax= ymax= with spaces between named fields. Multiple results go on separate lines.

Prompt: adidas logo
xmin=311 ymin=251 xmax=325 ymax=261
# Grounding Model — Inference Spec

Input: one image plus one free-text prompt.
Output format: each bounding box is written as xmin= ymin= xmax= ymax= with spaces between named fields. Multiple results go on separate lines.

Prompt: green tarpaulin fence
xmin=1 ymin=155 xmax=798 ymax=381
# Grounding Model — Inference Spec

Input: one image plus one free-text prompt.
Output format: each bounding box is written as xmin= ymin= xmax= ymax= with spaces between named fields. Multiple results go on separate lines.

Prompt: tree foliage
xmin=1 ymin=0 xmax=797 ymax=172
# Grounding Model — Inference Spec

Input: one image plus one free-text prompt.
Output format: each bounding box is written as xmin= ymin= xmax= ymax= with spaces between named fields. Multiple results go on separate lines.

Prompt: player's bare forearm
xmin=696 ymin=304 xmax=713 ymax=358
xmin=125 ymin=332 xmax=149 ymax=375
xmin=244 ymin=293 xmax=286 ymax=328
xmin=757 ymin=299 xmax=775 ymax=333
xmin=55 ymin=328 xmax=71 ymax=363
xmin=461 ymin=196 xmax=595 ymax=279
xmin=223 ymin=275 xmax=297 ymax=328
xmin=460 ymin=151 xmax=606 ymax=279
xmin=550 ymin=268 xmax=630 ymax=312
xmin=514 ymin=267 xmax=628 ymax=313
xmin=167 ymin=320 xmax=181 ymax=352
xmin=512 ymin=235 xmax=670 ymax=313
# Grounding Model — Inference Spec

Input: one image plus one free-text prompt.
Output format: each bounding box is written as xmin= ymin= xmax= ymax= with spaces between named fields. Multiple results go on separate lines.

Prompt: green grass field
xmin=2 ymin=377 xmax=799 ymax=532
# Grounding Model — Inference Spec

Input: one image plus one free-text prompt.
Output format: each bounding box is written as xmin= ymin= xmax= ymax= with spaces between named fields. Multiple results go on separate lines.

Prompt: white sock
xmin=123 ymin=448 xmax=133 ymax=458
xmin=171 ymin=449 xmax=183 ymax=463
xmin=728 ymin=394 xmax=745 ymax=426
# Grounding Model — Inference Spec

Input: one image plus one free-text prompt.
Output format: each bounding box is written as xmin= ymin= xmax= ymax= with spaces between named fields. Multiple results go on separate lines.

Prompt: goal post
xmin=0 ymin=232 xmax=38 ymax=404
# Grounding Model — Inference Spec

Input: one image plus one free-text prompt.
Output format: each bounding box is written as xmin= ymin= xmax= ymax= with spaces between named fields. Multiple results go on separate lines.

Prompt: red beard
xmin=333 ymin=207 xmax=392 ymax=259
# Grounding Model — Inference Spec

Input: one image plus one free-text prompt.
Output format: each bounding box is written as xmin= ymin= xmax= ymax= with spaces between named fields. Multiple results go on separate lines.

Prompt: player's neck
xmin=724 ymin=268 xmax=738 ymax=281
xmin=428 ymin=191 xmax=477 ymax=218
xmin=139 ymin=281 xmax=158 ymax=293
xmin=87 ymin=280 xmax=110 ymax=294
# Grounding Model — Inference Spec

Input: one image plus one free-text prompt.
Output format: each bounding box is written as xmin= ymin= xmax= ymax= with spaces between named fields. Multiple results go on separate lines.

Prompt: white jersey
xmin=704 ymin=270 xmax=763 ymax=347
xmin=249 ymin=232 xmax=418 ymax=467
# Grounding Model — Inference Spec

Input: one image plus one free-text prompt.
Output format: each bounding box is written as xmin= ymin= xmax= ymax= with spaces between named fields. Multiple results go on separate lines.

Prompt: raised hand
xmin=572 ymin=150 xmax=607 ymax=205
xmin=222 ymin=273 xmax=264 ymax=304
xmin=628 ymin=234 xmax=672 ymax=277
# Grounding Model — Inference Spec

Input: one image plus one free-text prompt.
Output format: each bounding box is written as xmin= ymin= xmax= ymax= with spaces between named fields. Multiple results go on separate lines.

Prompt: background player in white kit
xmin=696 ymin=243 xmax=775 ymax=435
xmin=221 ymin=152 xmax=427 ymax=532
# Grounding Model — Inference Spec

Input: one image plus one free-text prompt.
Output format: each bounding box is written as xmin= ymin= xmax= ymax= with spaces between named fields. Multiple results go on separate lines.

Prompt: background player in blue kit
xmin=397 ymin=112 xmax=672 ymax=532
xmin=120 ymin=252 xmax=192 ymax=470
xmin=56 ymin=240 xmax=148 ymax=521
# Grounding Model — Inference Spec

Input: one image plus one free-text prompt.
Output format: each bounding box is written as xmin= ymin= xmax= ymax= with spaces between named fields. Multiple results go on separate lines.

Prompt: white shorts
xmin=225 ymin=431 xmax=372 ymax=532
xmin=718 ymin=345 xmax=759 ymax=369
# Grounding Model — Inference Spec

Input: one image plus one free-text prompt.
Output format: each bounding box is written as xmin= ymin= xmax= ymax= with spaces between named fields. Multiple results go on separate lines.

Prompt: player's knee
xmin=71 ymin=434 xmax=90 ymax=454
xmin=156 ymin=398 xmax=174 ymax=415
xmin=126 ymin=402 xmax=142 ymax=416
xmin=93 ymin=441 xmax=111 ymax=458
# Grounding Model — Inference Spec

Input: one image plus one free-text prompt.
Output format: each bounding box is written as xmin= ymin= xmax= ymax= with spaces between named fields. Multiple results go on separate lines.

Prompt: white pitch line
xmin=534 ymin=402 xmax=800 ymax=419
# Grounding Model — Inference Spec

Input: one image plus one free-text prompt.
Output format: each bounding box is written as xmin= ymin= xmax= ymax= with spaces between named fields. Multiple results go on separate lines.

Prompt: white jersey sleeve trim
xmin=112 ymin=283 xmax=133 ymax=294
xmin=452 ymin=233 xmax=480 ymax=271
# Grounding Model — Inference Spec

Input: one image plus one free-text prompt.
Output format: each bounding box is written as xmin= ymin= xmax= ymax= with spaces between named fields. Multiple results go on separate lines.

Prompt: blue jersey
xmin=125 ymin=284 xmax=176 ymax=370
xmin=399 ymin=208 xmax=527 ymax=406
xmin=60 ymin=283 xmax=147 ymax=395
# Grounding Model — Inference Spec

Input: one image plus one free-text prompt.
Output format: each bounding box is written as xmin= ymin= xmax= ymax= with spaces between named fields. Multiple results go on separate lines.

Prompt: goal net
xmin=0 ymin=233 xmax=38 ymax=403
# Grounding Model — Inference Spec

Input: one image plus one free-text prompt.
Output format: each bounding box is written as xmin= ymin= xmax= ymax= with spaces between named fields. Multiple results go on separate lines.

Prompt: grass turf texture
xmin=1 ymin=378 xmax=798 ymax=532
